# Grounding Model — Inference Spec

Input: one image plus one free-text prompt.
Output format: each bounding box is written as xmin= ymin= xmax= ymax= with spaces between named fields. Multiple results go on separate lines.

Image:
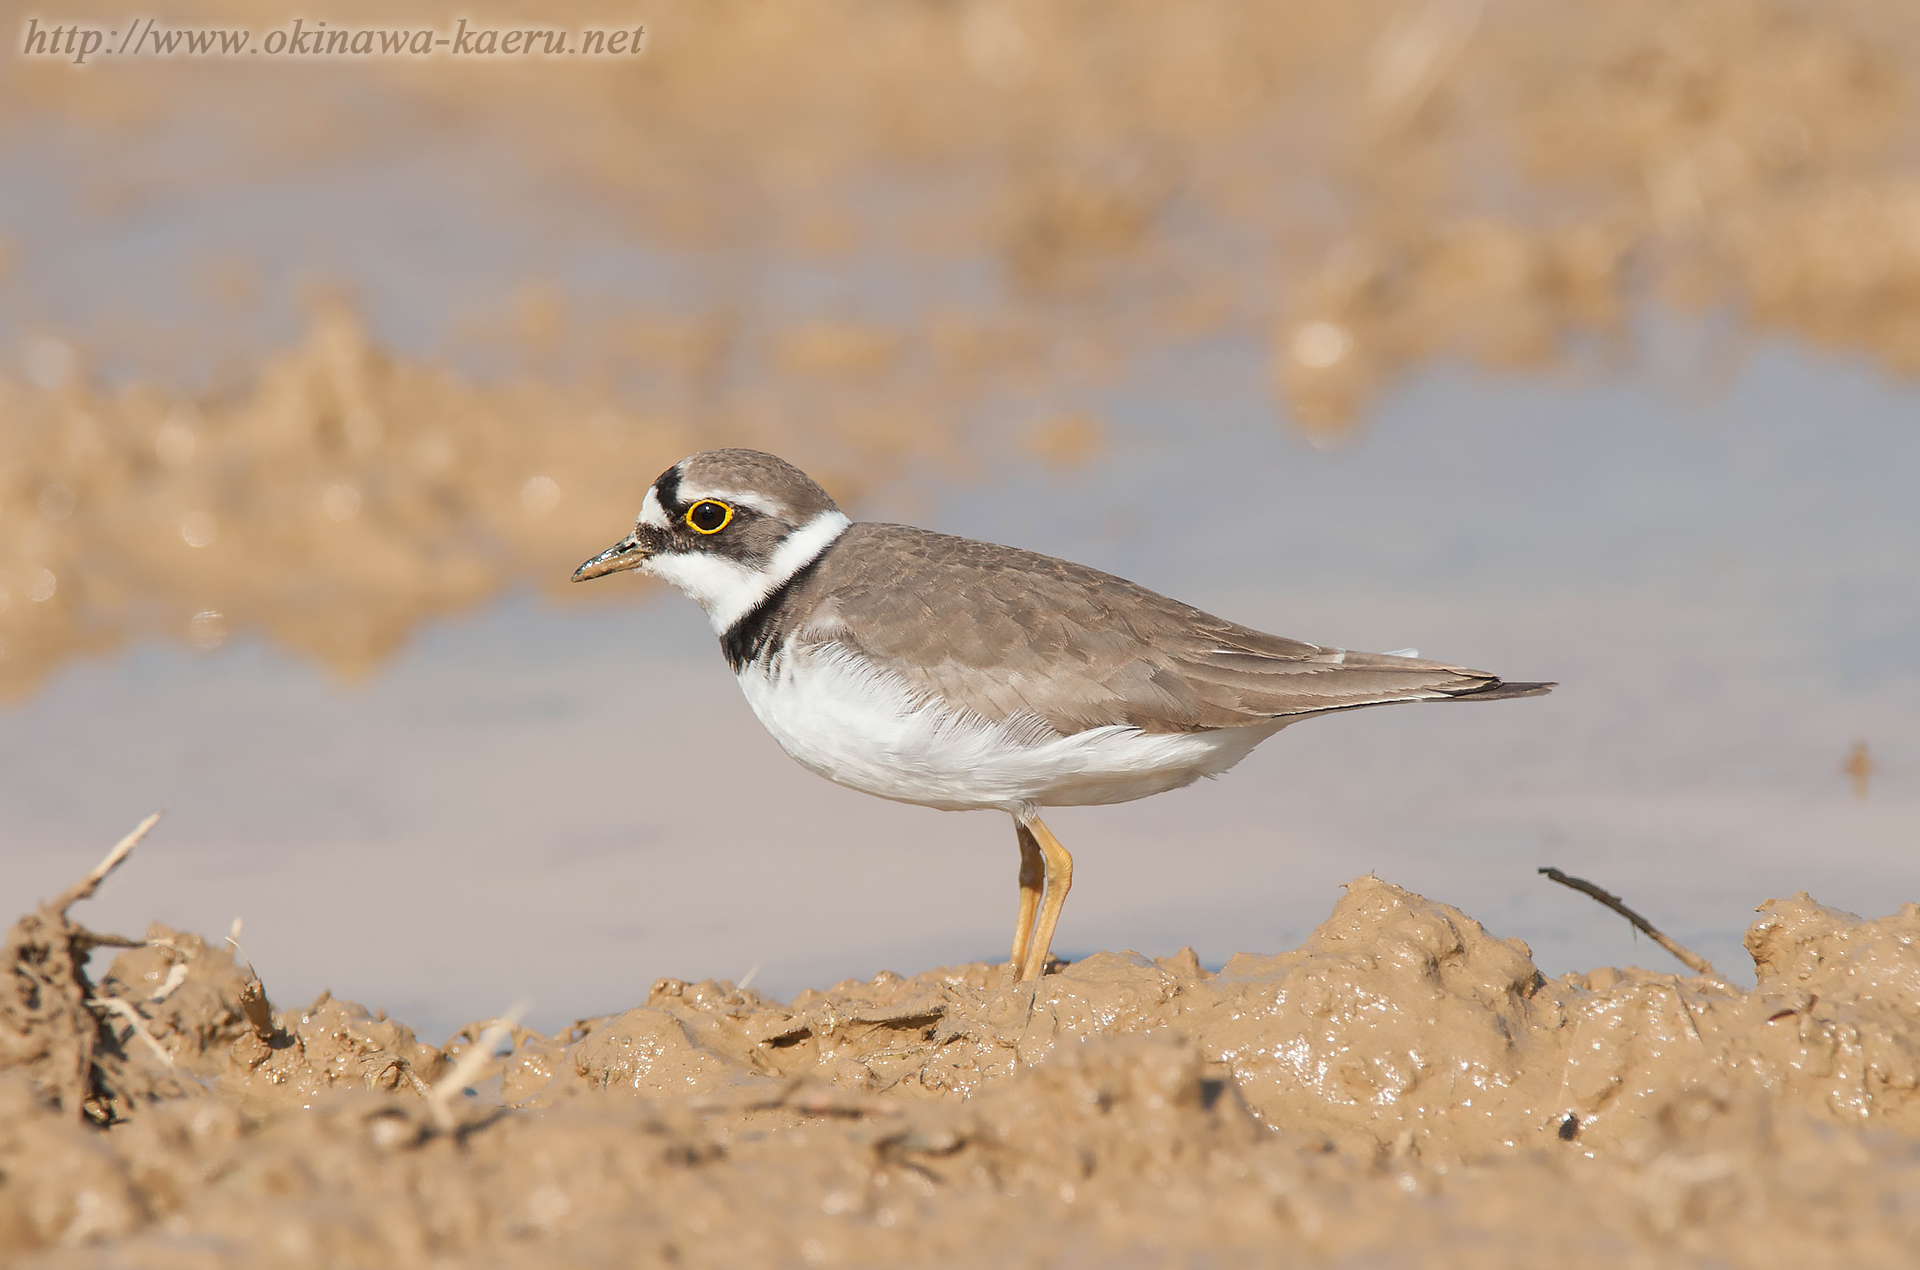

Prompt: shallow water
xmin=6 ymin=335 xmax=1915 ymax=1040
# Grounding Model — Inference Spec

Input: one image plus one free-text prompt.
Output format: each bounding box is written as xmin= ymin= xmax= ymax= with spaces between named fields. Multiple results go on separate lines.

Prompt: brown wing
xmin=781 ymin=524 xmax=1550 ymax=736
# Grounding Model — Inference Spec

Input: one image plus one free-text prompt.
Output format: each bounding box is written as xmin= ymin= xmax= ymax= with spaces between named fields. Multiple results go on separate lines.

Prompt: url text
xmin=21 ymin=17 xmax=647 ymax=65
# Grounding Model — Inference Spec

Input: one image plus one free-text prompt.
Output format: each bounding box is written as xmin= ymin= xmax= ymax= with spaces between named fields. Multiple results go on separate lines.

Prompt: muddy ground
xmin=4 ymin=834 xmax=1919 ymax=1268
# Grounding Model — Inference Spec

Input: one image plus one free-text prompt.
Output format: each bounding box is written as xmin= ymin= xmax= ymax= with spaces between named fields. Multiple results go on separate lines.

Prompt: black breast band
xmin=720 ymin=552 xmax=829 ymax=672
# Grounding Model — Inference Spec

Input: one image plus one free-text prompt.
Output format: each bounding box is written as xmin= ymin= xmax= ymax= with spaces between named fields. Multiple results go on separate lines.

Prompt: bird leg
xmin=1016 ymin=814 xmax=1073 ymax=983
xmin=1009 ymin=820 xmax=1045 ymax=975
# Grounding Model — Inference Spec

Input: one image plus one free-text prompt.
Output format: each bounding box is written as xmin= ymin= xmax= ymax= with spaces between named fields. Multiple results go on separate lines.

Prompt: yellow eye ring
xmin=685 ymin=500 xmax=733 ymax=534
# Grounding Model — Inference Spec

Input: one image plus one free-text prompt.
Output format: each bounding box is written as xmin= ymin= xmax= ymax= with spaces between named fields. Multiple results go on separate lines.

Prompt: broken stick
xmin=54 ymin=811 xmax=164 ymax=915
xmin=426 ymin=1000 xmax=531 ymax=1133
xmin=1537 ymin=866 xmax=1717 ymax=978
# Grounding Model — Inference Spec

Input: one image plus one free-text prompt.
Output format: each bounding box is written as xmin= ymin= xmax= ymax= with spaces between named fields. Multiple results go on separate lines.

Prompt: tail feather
xmin=1447 ymin=679 xmax=1556 ymax=702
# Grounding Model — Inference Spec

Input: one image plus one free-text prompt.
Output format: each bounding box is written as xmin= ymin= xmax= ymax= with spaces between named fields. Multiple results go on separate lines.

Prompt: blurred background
xmin=3 ymin=0 xmax=1917 ymax=1039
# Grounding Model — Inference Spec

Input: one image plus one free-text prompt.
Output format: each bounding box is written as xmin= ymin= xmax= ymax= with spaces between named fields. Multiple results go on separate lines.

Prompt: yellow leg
xmin=1010 ymin=821 xmax=1045 ymax=972
xmin=1016 ymin=814 xmax=1073 ymax=983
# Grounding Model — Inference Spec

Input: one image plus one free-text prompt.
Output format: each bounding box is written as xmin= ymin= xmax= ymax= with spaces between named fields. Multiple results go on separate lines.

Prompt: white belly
xmin=737 ymin=644 xmax=1286 ymax=813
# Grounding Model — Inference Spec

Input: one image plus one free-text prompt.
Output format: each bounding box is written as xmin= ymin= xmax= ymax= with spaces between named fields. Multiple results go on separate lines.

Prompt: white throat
xmin=642 ymin=509 xmax=851 ymax=634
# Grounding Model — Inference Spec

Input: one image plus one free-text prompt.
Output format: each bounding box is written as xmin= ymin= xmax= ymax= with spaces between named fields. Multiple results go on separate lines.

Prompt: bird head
xmin=572 ymin=449 xmax=849 ymax=632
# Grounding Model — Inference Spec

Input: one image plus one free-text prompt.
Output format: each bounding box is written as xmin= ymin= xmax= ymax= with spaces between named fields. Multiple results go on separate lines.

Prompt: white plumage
xmin=738 ymin=641 xmax=1287 ymax=813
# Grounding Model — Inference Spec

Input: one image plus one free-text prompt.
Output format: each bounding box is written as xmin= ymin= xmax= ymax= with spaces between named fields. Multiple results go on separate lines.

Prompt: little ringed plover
xmin=574 ymin=448 xmax=1552 ymax=982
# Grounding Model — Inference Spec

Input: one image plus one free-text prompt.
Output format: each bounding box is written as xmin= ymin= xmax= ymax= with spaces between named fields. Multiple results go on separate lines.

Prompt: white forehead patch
xmin=637 ymin=487 xmax=671 ymax=529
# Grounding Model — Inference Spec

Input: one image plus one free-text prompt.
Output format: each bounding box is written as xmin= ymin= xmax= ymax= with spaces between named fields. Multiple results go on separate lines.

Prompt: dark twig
xmin=6 ymin=812 xmax=166 ymax=1123
xmin=1537 ymin=867 xmax=1717 ymax=978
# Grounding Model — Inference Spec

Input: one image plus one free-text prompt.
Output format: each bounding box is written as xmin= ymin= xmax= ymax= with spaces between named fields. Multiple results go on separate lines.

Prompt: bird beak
xmin=572 ymin=534 xmax=649 ymax=582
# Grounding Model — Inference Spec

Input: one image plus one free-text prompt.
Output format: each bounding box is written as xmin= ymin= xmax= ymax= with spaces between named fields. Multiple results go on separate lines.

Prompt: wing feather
xmin=782 ymin=524 xmax=1550 ymax=735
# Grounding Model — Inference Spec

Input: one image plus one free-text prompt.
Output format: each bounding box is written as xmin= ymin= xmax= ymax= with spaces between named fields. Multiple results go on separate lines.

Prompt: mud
xmin=0 ymin=304 xmax=966 ymax=699
xmin=4 ymin=860 xmax=1918 ymax=1268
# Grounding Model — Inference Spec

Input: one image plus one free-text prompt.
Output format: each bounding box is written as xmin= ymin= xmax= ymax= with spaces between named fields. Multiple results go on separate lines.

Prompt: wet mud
xmin=5 ymin=865 xmax=1918 ymax=1267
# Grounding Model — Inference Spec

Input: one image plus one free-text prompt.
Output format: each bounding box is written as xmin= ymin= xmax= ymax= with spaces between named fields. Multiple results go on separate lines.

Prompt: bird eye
xmin=685 ymin=500 xmax=733 ymax=534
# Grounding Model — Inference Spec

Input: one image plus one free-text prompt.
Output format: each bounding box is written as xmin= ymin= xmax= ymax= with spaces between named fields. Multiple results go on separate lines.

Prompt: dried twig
xmin=55 ymin=812 xmax=163 ymax=915
xmin=4 ymin=813 xmax=169 ymax=1122
xmin=1538 ymin=867 xmax=1716 ymax=977
xmin=87 ymin=997 xmax=175 ymax=1068
xmin=426 ymin=1000 xmax=530 ymax=1132
xmin=147 ymin=961 xmax=190 ymax=1004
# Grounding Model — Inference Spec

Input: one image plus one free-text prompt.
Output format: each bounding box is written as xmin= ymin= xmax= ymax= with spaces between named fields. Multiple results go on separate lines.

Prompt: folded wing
xmin=791 ymin=524 xmax=1552 ymax=736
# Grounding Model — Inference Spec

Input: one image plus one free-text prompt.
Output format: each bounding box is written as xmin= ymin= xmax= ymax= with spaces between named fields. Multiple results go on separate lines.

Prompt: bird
xmin=573 ymin=448 xmax=1552 ymax=983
